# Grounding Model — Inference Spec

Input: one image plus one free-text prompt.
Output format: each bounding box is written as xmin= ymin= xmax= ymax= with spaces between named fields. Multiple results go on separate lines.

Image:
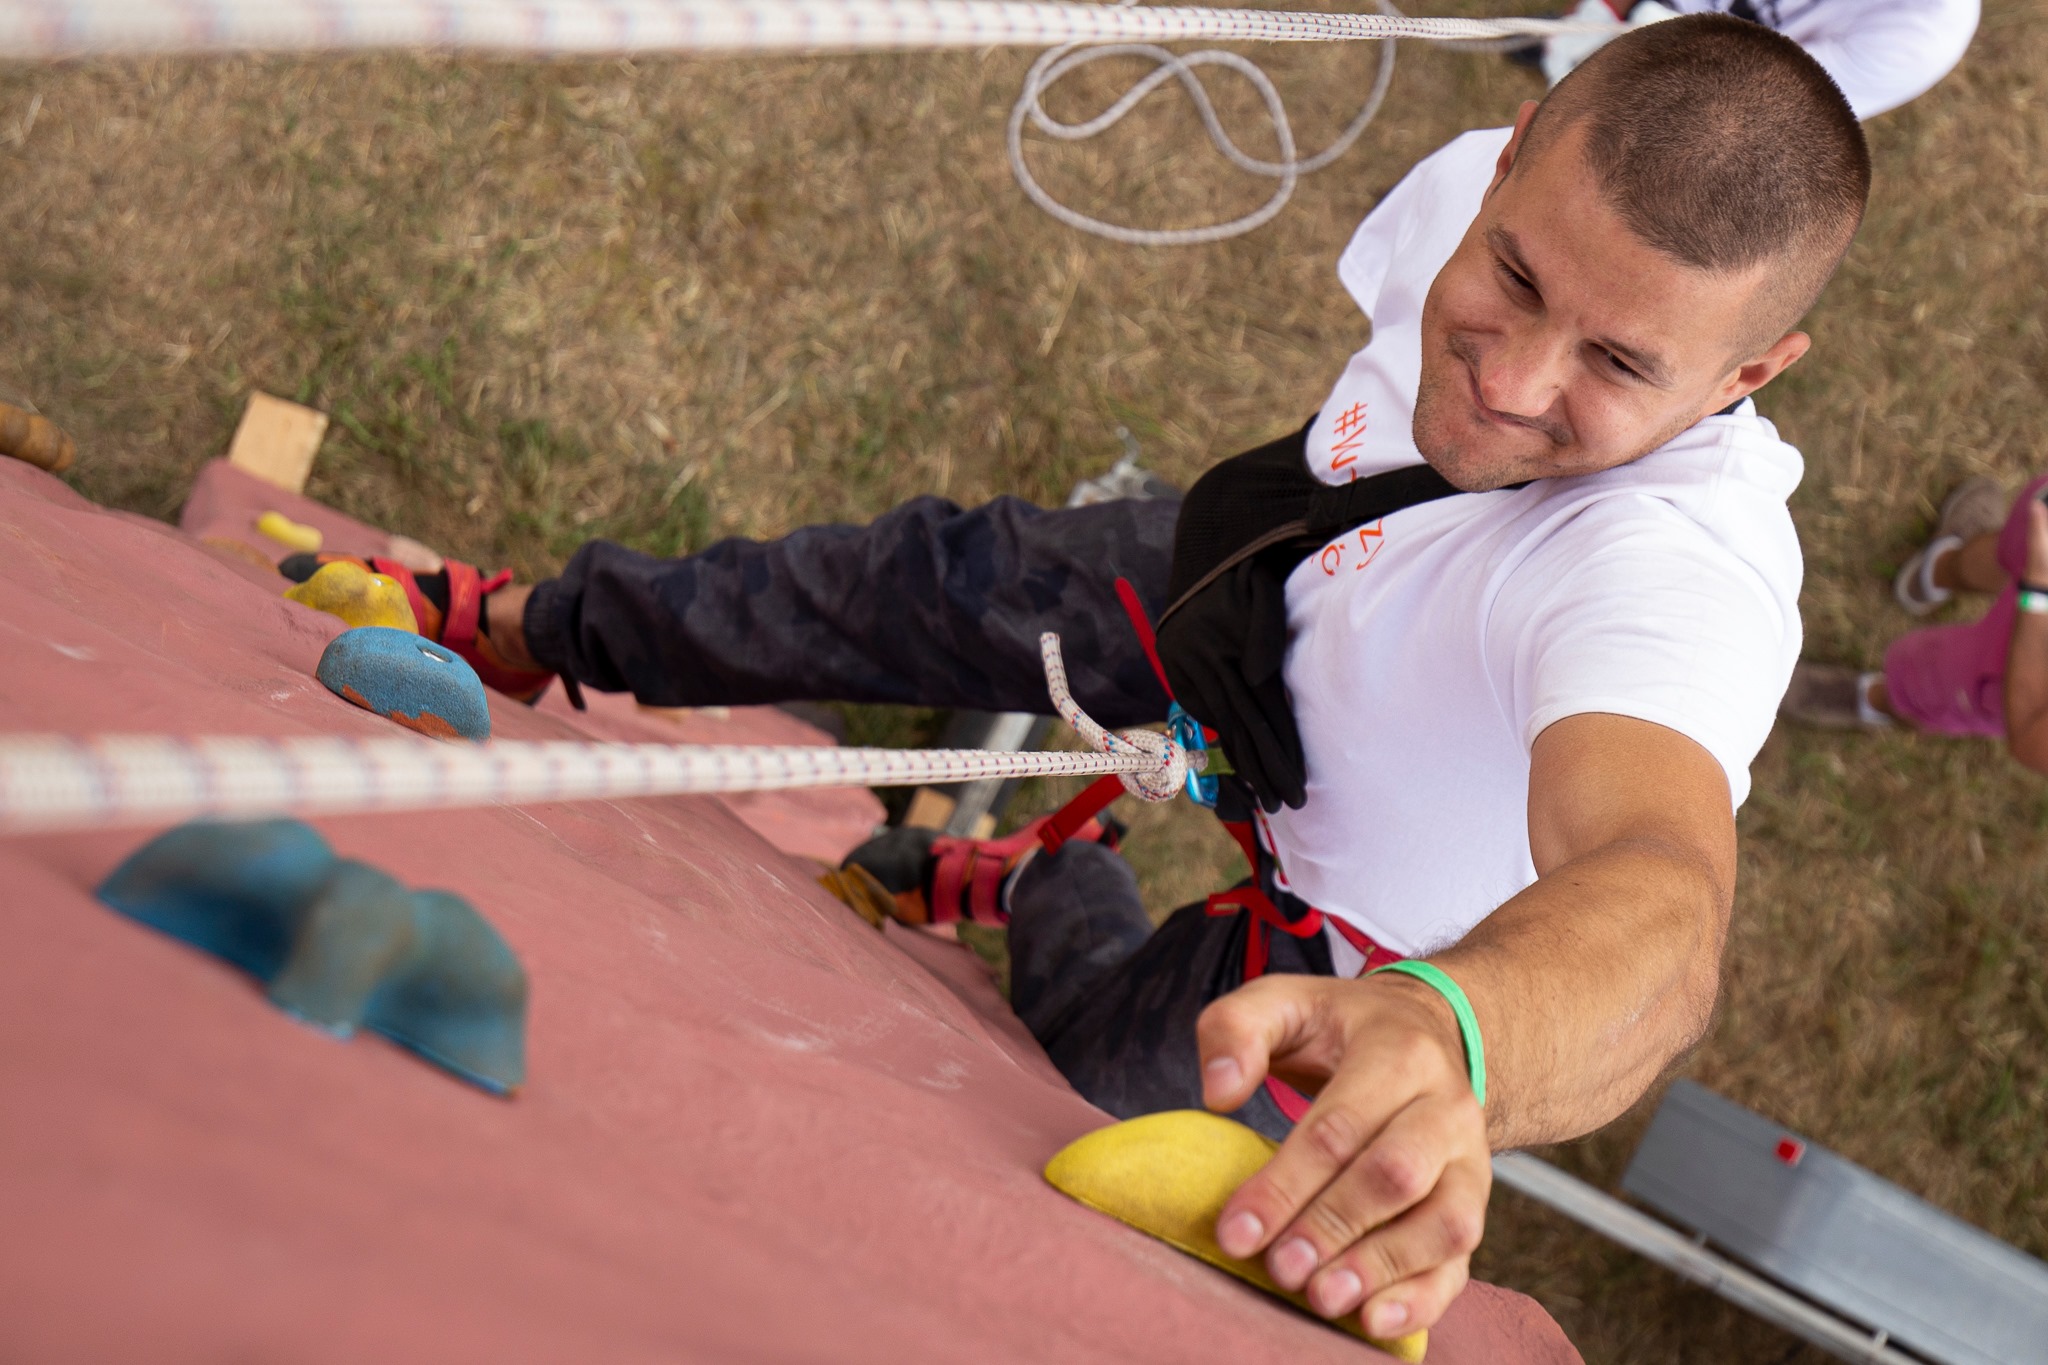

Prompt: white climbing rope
xmin=1007 ymin=0 xmax=1598 ymax=245
xmin=0 ymin=634 xmax=1196 ymax=835
xmin=0 ymin=0 xmax=1599 ymax=61
xmin=0 ymin=0 xmax=1607 ymax=241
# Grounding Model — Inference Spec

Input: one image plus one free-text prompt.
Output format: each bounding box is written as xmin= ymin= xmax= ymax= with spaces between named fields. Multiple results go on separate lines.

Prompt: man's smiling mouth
xmin=1447 ymin=336 xmax=1569 ymax=447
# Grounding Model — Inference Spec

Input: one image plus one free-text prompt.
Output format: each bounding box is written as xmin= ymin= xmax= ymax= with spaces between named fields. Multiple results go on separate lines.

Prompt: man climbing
xmin=340 ymin=16 xmax=1868 ymax=1343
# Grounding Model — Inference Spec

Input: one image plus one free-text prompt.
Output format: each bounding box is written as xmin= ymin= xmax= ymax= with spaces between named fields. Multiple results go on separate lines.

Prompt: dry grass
xmin=5 ymin=3 xmax=2047 ymax=1358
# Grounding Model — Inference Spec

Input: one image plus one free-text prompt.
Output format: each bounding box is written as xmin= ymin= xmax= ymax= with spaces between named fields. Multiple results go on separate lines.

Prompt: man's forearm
xmin=1433 ymin=831 xmax=1728 ymax=1149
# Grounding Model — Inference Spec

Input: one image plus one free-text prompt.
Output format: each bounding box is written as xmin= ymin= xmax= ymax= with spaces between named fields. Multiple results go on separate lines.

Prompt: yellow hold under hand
xmin=1044 ymin=1110 xmax=1428 ymax=1362
xmin=284 ymin=561 xmax=420 ymax=633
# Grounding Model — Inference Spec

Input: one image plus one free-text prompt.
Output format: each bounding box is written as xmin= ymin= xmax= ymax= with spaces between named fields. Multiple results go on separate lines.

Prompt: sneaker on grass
xmin=1894 ymin=476 xmax=2008 ymax=616
xmin=1779 ymin=663 xmax=1894 ymax=730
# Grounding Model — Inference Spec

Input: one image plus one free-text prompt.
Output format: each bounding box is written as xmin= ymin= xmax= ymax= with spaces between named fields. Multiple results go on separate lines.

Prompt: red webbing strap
xmin=1038 ymin=774 xmax=1125 ymax=855
xmin=441 ymin=559 xmax=487 ymax=653
xmin=1209 ymin=882 xmax=1328 ymax=1125
xmin=1205 ymin=885 xmax=1322 ymax=981
xmin=1217 ymin=819 xmax=1260 ymax=872
xmin=1328 ymin=916 xmax=1404 ymax=973
xmin=967 ymin=846 xmax=1010 ymax=925
xmin=1114 ymin=576 xmax=1173 ymax=698
xmin=1267 ymin=1077 xmax=1314 ymax=1122
xmin=1210 ymin=886 xmax=1404 ymax=1122
xmin=929 ymin=836 xmax=970 ymax=925
xmin=1260 ymin=911 xmax=1400 ymax=1122
xmin=369 ymin=556 xmax=440 ymax=639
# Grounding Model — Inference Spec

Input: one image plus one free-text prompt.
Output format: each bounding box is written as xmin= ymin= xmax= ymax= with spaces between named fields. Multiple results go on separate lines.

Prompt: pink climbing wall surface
xmin=0 ymin=457 xmax=1580 ymax=1365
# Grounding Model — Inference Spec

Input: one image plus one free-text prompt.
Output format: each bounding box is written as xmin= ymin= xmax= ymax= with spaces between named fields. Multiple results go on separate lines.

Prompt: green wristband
xmin=1367 ymin=960 xmax=1487 ymax=1107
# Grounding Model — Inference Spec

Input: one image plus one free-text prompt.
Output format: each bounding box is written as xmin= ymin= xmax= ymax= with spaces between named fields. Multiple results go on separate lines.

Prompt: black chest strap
xmin=1161 ymin=419 xmax=1465 ymax=626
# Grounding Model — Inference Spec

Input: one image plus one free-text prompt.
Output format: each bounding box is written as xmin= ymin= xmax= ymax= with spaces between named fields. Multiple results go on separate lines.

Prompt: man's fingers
xmin=1196 ymin=975 xmax=1329 ymax=1115
xmin=1212 ymin=980 xmax=1478 ymax=1268
xmin=1362 ymin=1254 xmax=1472 ymax=1341
xmin=1213 ymin=1036 xmax=1413 ymax=1263
xmin=1265 ymin=1096 xmax=1478 ymax=1293
xmin=1303 ymin=1154 xmax=1491 ymax=1319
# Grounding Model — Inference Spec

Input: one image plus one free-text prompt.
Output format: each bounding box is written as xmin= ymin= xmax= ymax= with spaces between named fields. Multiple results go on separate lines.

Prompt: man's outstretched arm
xmin=1195 ymin=712 xmax=1737 ymax=1338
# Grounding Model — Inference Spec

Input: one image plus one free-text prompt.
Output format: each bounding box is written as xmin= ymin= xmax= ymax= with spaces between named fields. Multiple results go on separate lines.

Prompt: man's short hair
xmin=1521 ymin=14 xmax=1872 ymax=344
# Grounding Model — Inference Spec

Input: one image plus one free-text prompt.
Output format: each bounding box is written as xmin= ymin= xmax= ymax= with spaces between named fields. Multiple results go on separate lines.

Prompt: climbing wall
xmin=0 ymin=456 xmax=1579 ymax=1365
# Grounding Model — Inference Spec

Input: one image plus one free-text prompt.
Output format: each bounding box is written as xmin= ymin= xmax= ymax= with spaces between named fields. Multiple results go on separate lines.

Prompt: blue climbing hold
xmin=315 ymin=625 xmax=491 ymax=741
xmin=98 ymin=819 xmax=527 ymax=1096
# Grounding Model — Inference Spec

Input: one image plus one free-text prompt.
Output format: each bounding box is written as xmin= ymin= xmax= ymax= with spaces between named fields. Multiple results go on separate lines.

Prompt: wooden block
xmin=226 ymin=392 xmax=329 ymax=494
xmin=902 ymin=788 xmax=957 ymax=831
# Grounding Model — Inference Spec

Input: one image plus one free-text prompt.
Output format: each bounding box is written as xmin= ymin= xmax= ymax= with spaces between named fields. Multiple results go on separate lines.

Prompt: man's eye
xmin=1495 ymin=260 xmax=1534 ymax=293
xmin=1596 ymin=347 xmax=1640 ymax=381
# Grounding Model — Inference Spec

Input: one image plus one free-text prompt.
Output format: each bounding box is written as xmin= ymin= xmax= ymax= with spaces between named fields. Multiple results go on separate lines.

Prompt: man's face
xmin=1413 ymin=112 xmax=1787 ymax=491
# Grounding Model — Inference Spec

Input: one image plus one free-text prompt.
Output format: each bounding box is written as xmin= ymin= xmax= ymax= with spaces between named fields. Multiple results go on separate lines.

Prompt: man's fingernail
xmin=1369 ymin=1301 xmax=1411 ymax=1337
xmin=1314 ymin=1268 xmax=1363 ymax=1316
xmin=1218 ymin=1210 xmax=1263 ymax=1257
xmin=1270 ymin=1237 xmax=1318 ymax=1290
xmin=1204 ymin=1056 xmax=1242 ymax=1097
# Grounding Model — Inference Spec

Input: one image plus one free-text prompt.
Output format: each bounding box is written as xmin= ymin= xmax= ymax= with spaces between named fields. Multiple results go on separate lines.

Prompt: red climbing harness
xmin=1031 ymin=577 xmax=1405 ymax=1123
xmin=1201 ymin=822 xmax=1404 ymax=1121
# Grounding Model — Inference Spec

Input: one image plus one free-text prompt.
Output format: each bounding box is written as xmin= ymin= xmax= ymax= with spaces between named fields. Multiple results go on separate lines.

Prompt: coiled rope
xmin=1006 ymin=0 xmax=1403 ymax=246
xmin=1007 ymin=0 xmax=1588 ymax=245
xmin=0 ymin=634 xmax=1196 ymax=835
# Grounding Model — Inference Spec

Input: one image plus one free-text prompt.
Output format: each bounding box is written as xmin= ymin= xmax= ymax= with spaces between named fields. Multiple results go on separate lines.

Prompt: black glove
xmin=1155 ymin=554 xmax=1307 ymax=814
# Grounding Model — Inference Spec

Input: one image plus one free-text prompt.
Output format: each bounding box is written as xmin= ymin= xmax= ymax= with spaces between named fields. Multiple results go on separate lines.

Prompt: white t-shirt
xmin=1268 ymin=128 xmax=1803 ymax=964
xmin=1665 ymin=0 xmax=1978 ymax=119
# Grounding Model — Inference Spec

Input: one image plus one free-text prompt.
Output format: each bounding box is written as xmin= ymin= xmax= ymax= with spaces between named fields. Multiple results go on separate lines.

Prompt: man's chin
xmin=1412 ymin=421 xmax=1535 ymax=492
xmin=1413 ymin=384 xmax=1539 ymax=491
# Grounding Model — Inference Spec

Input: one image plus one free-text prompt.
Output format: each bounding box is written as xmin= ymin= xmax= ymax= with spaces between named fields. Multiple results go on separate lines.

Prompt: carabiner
xmin=1168 ymin=702 xmax=1219 ymax=809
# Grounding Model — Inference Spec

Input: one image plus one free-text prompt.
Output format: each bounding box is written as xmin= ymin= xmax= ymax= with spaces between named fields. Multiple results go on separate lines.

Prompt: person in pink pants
xmin=1782 ymin=476 xmax=2048 ymax=772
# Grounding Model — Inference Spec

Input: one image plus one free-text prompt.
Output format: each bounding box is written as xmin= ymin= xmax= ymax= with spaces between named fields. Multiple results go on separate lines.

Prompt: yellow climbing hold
xmin=256 ymin=510 xmax=324 ymax=554
xmin=284 ymin=560 xmax=419 ymax=633
xmin=1044 ymin=1110 xmax=1428 ymax=1362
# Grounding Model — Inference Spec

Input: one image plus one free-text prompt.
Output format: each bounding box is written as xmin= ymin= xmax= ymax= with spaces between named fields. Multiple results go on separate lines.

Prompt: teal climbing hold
xmin=98 ymin=819 xmax=527 ymax=1096
xmin=315 ymin=625 xmax=491 ymax=741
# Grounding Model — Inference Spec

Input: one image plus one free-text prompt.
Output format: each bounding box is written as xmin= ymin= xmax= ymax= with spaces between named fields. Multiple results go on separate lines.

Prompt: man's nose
xmin=1475 ymin=326 xmax=1568 ymax=420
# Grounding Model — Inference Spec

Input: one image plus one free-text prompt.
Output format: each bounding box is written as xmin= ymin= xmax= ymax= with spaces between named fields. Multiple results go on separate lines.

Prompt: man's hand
xmin=1192 ymin=713 xmax=1739 ymax=1335
xmin=1196 ymin=973 xmax=1489 ymax=1338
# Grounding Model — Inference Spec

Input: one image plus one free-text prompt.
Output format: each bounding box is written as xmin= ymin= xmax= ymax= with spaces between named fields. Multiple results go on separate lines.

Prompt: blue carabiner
xmin=1168 ymin=702 xmax=1219 ymax=809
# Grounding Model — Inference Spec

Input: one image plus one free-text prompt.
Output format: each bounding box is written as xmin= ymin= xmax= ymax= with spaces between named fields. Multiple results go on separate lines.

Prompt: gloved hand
xmin=1156 ymin=556 xmax=1307 ymax=814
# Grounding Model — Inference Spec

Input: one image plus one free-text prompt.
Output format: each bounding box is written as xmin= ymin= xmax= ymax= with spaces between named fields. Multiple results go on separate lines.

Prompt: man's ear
xmin=1487 ymin=100 xmax=1544 ymax=196
xmin=1709 ymin=331 xmax=1811 ymax=413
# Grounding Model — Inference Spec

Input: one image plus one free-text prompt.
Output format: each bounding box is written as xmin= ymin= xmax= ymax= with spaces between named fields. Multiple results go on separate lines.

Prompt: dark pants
xmin=523 ymin=495 xmax=1325 ymax=1137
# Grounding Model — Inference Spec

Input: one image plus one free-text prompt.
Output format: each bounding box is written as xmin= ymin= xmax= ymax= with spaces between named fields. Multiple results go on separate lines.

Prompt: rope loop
xmin=1037 ymin=631 xmax=1191 ymax=801
xmin=1005 ymin=0 xmax=1401 ymax=246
